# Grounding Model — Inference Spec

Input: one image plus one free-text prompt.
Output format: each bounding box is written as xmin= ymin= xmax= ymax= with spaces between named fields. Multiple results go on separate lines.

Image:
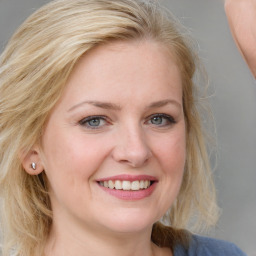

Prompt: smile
xmin=99 ymin=180 xmax=152 ymax=191
xmin=96 ymin=175 xmax=157 ymax=200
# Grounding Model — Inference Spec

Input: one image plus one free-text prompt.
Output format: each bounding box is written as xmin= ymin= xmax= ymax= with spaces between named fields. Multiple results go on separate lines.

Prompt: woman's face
xmin=39 ymin=40 xmax=186 ymax=235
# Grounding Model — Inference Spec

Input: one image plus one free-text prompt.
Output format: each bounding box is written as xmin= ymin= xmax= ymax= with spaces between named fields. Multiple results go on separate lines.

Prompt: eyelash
xmin=78 ymin=115 xmax=109 ymax=129
xmin=78 ymin=113 xmax=176 ymax=130
xmin=147 ymin=113 xmax=176 ymax=127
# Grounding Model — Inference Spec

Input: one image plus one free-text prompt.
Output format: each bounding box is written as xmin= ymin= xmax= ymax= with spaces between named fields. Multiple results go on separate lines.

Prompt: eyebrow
xmin=68 ymin=99 xmax=181 ymax=112
xmin=68 ymin=101 xmax=122 ymax=112
xmin=147 ymin=99 xmax=181 ymax=109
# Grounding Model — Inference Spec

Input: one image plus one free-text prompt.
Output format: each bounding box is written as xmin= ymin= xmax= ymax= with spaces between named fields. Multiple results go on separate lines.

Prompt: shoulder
xmin=174 ymin=234 xmax=247 ymax=256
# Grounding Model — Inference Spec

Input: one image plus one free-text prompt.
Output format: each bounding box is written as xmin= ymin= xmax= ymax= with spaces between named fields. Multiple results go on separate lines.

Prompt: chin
xmin=98 ymin=209 xmax=159 ymax=234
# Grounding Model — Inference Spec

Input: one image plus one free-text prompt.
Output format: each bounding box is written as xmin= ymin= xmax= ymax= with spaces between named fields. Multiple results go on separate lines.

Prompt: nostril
xmin=111 ymin=134 xmax=152 ymax=167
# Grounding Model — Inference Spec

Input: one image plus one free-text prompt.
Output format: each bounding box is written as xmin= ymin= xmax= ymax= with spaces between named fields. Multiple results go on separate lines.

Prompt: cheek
xmin=150 ymin=129 xmax=186 ymax=218
xmin=153 ymin=130 xmax=186 ymax=174
xmin=41 ymin=128 xmax=111 ymax=182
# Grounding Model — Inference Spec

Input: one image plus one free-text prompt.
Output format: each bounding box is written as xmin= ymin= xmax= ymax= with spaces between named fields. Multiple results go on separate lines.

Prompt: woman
xmin=0 ymin=0 xmax=246 ymax=255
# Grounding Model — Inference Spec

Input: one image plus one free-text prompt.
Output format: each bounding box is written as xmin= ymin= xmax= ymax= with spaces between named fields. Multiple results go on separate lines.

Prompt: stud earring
xmin=31 ymin=162 xmax=36 ymax=170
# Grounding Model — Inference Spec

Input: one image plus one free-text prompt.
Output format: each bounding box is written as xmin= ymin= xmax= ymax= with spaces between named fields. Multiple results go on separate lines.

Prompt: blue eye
xmin=79 ymin=116 xmax=107 ymax=129
xmin=87 ymin=118 xmax=101 ymax=126
xmin=149 ymin=114 xmax=176 ymax=127
xmin=151 ymin=116 xmax=163 ymax=125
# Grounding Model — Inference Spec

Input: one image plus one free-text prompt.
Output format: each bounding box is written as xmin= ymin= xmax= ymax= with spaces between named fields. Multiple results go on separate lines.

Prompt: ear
xmin=21 ymin=147 xmax=44 ymax=175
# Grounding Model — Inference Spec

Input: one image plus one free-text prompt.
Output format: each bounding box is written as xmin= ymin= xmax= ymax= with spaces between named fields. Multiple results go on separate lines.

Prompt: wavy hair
xmin=0 ymin=0 xmax=219 ymax=255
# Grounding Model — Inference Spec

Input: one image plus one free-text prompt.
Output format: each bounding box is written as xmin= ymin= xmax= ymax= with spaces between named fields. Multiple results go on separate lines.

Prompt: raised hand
xmin=225 ymin=0 xmax=256 ymax=78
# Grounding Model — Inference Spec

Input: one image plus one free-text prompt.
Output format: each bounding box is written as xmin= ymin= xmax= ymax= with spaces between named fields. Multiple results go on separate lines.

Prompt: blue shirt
xmin=174 ymin=235 xmax=247 ymax=256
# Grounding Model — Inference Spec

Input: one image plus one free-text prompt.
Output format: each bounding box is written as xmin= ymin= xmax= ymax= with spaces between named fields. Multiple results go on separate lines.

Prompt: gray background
xmin=0 ymin=0 xmax=255 ymax=255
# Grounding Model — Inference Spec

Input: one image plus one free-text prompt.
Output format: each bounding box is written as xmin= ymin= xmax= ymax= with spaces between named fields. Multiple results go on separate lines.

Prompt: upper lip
xmin=96 ymin=174 xmax=158 ymax=182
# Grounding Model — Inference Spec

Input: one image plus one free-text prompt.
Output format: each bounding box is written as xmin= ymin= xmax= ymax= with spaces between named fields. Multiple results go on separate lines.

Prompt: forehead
xmin=69 ymin=39 xmax=181 ymax=83
xmin=58 ymin=39 xmax=183 ymax=107
xmin=84 ymin=39 xmax=180 ymax=69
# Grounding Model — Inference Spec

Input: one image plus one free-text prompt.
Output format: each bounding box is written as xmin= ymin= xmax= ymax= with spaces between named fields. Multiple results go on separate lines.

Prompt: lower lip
xmin=98 ymin=182 xmax=157 ymax=200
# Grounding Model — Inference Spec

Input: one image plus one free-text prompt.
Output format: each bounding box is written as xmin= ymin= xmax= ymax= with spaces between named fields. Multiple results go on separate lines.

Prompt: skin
xmin=23 ymin=40 xmax=186 ymax=256
xmin=225 ymin=0 xmax=256 ymax=78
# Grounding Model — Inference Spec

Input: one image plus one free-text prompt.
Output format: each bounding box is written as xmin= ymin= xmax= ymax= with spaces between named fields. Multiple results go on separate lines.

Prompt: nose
xmin=112 ymin=125 xmax=152 ymax=168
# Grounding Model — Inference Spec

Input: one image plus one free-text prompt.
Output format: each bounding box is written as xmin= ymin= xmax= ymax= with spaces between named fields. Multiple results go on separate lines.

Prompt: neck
xmin=44 ymin=221 xmax=162 ymax=256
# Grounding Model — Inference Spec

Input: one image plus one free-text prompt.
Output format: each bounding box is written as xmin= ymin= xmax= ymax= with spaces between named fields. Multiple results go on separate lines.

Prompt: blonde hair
xmin=0 ymin=0 xmax=219 ymax=255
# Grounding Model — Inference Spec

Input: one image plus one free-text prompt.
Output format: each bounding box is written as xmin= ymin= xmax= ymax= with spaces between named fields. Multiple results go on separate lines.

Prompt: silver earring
xmin=31 ymin=162 xmax=36 ymax=170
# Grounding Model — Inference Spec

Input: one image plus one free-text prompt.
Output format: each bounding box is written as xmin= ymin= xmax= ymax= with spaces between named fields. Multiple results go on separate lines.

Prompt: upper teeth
xmin=99 ymin=180 xmax=151 ymax=190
